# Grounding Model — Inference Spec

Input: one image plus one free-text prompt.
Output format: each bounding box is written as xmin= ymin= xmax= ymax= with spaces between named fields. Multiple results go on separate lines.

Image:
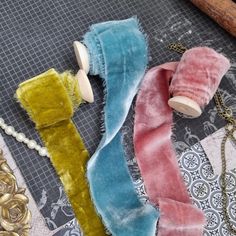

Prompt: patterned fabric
xmin=201 ymin=127 xmax=236 ymax=175
xmin=125 ymin=140 xmax=236 ymax=236
xmin=179 ymin=142 xmax=236 ymax=236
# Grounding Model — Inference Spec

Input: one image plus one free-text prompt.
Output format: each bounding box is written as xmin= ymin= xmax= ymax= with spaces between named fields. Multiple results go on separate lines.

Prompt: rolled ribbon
xmin=134 ymin=47 xmax=230 ymax=235
xmin=16 ymin=69 xmax=106 ymax=236
xmin=84 ymin=18 xmax=159 ymax=236
xmin=170 ymin=47 xmax=231 ymax=108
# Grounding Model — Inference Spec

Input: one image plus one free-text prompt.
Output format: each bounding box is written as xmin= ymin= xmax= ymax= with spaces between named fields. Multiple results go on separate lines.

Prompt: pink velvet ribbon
xmin=134 ymin=62 xmax=205 ymax=236
xmin=169 ymin=47 xmax=230 ymax=108
xmin=134 ymin=47 xmax=231 ymax=235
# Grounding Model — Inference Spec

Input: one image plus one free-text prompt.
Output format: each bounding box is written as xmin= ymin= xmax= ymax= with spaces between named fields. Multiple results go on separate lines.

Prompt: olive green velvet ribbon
xmin=16 ymin=69 xmax=106 ymax=236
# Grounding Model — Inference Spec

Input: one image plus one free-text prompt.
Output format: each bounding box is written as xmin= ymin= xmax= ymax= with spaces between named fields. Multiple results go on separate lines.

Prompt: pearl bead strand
xmin=0 ymin=117 xmax=49 ymax=158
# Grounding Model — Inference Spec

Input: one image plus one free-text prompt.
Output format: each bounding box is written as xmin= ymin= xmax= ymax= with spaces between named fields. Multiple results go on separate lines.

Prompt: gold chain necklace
xmin=214 ymin=90 xmax=236 ymax=235
xmin=168 ymin=43 xmax=236 ymax=234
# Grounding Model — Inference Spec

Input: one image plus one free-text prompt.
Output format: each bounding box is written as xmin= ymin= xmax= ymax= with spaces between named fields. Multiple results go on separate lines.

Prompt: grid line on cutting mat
xmin=0 ymin=0 xmax=235 ymax=231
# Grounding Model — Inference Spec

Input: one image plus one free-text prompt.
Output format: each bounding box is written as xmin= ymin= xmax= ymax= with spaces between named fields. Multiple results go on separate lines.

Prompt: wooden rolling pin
xmin=191 ymin=0 xmax=236 ymax=37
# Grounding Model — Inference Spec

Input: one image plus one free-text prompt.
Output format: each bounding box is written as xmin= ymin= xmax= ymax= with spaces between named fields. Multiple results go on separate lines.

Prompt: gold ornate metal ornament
xmin=0 ymin=149 xmax=31 ymax=236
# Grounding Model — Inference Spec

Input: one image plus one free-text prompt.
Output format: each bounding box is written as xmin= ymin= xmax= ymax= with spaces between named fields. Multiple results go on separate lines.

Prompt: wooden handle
xmin=191 ymin=0 xmax=236 ymax=37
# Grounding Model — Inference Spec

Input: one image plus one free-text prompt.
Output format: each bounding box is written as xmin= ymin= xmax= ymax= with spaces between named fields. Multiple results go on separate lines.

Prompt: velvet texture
xmin=84 ymin=18 xmax=158 ymax=236
xmin=134 ymin=48 xmax=230 ymax=236
xmin=134 ymin=63 xmax=205 ymax=236
xmin=170 ymin=47 xmax=231 ymax=107
xmin=16 ymin=69 xmax=107 ymax=236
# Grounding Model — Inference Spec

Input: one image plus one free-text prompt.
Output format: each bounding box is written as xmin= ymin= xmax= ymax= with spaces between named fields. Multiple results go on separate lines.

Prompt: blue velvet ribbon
xmin=84 ymin=18 xmax=159 ymax=235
